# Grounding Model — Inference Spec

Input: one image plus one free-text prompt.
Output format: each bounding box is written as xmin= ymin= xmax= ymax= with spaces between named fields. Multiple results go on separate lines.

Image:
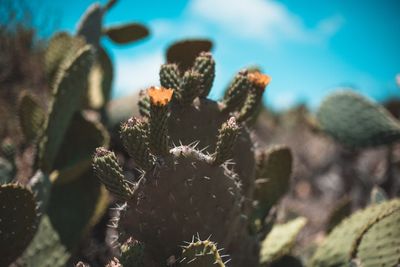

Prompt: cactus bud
xmin=138 ymin=89 xmax=150 ymax=118
xmin=93 ymin=147 xmax=133 ymax=199
xmin=222 ymin=70 xmax=252 ymax=112
xmin=179 ymin=70 xmax=202 ymax=106
xmin=213 ymin=117 xmax=240 ymax=165
xmin=160 ymin=63 xmax=181 ymax=92
xmin=120 ymin=117 xmax=155 ymax=171
xmin=193 ymin=52 xmax=215 ymax=98
xmin=148 ymin=87 xmax=174 ymax=156
xmin=237 ymin=72 xmax=270 ymax=124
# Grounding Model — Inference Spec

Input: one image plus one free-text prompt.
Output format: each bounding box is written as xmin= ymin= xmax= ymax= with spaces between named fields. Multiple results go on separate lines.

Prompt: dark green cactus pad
xmin=19 ymin=215 xmax=70 ymax=267
xmin=252 ymin=145 xmax=292 ymax=229
xmin=45 ymin=32 xmax=86 ymax=85
xmin=166 ymin=39 xmax=213 ymax=71
xmin=39 ymin=45 xmax=94 ymax=174
xmin=119 ymin=147 xmax=246 ymax=263
xmin=259 ymin=217 xmax=307 ymax=266
xmin=87 ymin=47 xmax=114 ymax=109
xmin=355 ymin=208 xmax=400 ymax=267
xmin=179 ymin=239 xmax=226 ymax=267
xmin=47 ymin=169 xmax=109 ymax=250
xmin=317 ymin=91 xmax=400 ymax=148
xmin=311 ymin=199 xmax=400 ymax=267
xmin=0 ymin=183 xmax=38 ymax=266
xmin=18 ymin=91 xmax=45 ymax=142
xmin=104 ymin=23 xmax=149 ymax=44
xmin=76 ymin=3 xmax=103 ymax=45
xmin=52 ymin=113 xmax=109 ymax=184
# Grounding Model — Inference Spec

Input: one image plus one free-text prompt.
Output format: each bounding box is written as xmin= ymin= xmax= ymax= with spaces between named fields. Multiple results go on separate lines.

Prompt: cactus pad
xmin=19 ymin=215 xmax=70 ymax=267
xmin=40 ymin=45 xmax=94 ymax=173
xmin=166 ymin=39 xmax=213 ymax=71
xmin=317 ymin=91 xmax=400 ymax=147
xmin=355 ymin=208 xmax=400 ymax=267
xmin=252 ymin=145 xmax=293 ymax=229
xmin=104 ymin=23 xmax=149 ymax=44
xmin=0 ymin=183 xmax=38 ymax=266
xmin=311 ymin=198 xmax=400 ymax=267
xmin=18 ymin=91 xmax=45 ymax=142
xmin=259 ymin=217 xmax=307 ymax=265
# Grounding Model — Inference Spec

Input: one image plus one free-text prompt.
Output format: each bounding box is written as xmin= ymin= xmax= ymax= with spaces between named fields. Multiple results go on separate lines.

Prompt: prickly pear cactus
xmin=259 ymin=217 xmax=307 ymax=266
xmin=0 ymin=183 xmax=38 ymax=266
xmin=355 ymin=208 xmax=400 ymax=267
xmin=93 ymin=52 xmax=271 ymax=266
xmin=317 ymin=91 xmax=400 ymax=147
xmin=311 ymin=198 xmax=400 ymax=267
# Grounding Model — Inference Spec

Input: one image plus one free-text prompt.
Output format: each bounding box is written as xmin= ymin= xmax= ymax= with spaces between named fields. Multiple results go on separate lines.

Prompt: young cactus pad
xmin=93 ymin=53 xmax=270 ymax=266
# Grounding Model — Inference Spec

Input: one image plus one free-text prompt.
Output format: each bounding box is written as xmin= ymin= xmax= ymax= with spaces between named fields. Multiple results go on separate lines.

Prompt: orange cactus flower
xmin=248 ymin=72 xmax=271 ymax=90
xmin=147 ymin=86 xmax=174 ymax=106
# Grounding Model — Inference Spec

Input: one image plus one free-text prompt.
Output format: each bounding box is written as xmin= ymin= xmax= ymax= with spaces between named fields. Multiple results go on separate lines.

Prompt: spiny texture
xmin=311 ymin=198 xmax=400 ymax=267
xmin=119 ymin=238 xmax=145 ymax=267
xmin=94 ymin=52 xmax=271 ymax=266
xmin=180 ymin=238 xmax=226 ymax=267
xmin=93 ymin=147 xmax=134 ymax=199
xmin=259 ymin=217 xmax=307 ymax=266
xmin=0 ymin=183 xmax=38 ymax=266
xmin=355 ymin=208 xmax=400 ymax=267
xmin=317 ymin=91 xmax=400 ymax=148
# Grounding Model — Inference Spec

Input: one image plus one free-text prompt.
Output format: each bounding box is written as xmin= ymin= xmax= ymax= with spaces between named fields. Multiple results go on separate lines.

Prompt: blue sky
xmin=40 ymin=0 xmax=400 ymax=110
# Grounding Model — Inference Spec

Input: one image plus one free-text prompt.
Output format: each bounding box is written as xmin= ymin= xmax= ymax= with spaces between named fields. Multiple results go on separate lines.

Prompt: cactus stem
xmin=213 ymin=117 xmax=240 ymax=165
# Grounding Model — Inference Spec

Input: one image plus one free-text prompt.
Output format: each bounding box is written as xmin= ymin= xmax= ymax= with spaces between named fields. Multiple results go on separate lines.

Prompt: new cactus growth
xmin=180 ymin=238 xmax=227 ymax=267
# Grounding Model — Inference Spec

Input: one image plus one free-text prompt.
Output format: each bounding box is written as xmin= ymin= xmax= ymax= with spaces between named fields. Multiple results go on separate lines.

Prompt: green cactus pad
xmin=47 ymin=169 xmax=108 ymax=250
xmin=45 ymin=32 xmax=86 ymax=85
xmin=52 ymin=113 xmax=110 ymax=184
xmin=18 ymin=91 xmax=45 ymax=142
xmin=0 ymin=183 xmax=38 ymax=266
xmin=19 ymin=215 xmax=70 ymax=267
xmin=104 ymin=23 xmax=149 ymax=44
xmin=166 ymin=39 xmax=213 ymax=71
xmin=180 ymin=239 xmax=226 ymax=267
xmin=253 ymin=145 xmax=293 ymax=227
xmin=317 ymin=91 xmax=400 ymax=147
xmin=311 ymin=198 xmax=400 ymax=267
xmin=87 ymin=47 xmax=114 ymax=109
xmin=40 ymin=45 xmax=94 ymax=174
xmin=76 ymin=3 xmax=103 ymax=45
xmin=355 ymin=208 xmax=400 ymax=267
xmin=259 ymin=217 xmax=307 ymax=265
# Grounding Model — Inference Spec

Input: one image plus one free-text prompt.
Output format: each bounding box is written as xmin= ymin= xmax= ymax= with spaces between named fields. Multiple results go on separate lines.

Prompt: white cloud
xmin=189 ymin=0 xmax=344 ymax=44
xmin=113 ymin=51 xmax=163 ymax=98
